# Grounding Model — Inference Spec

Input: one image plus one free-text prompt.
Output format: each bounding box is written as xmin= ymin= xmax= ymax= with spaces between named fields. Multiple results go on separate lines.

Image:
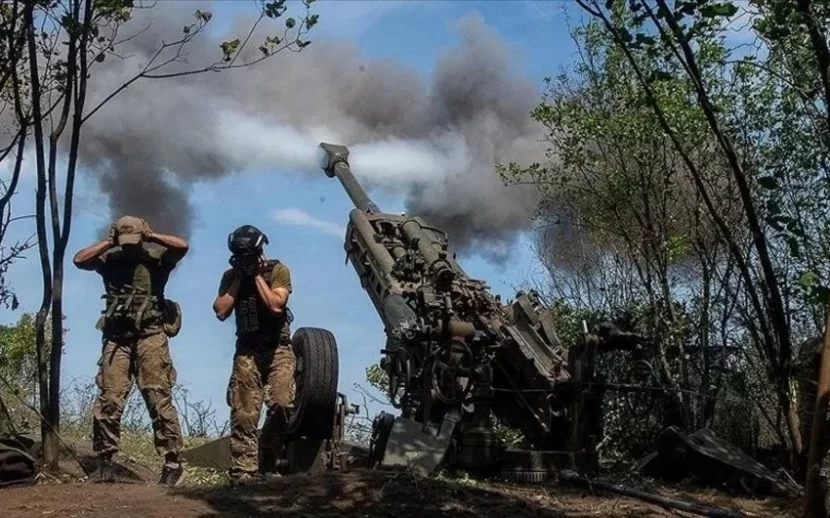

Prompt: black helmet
xmin=228 ymin=224 xmax=269 ymax=257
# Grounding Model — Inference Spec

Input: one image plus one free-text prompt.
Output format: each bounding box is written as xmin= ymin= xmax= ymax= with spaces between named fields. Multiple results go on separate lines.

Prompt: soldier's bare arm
xmin=254 ymin=261 xmax=291 ymax=315
xmin=254 ymin=276 xmax=289 ymax=315
xmin=214 ymin=270 xmax=241 ymax=321
xmin=144 ymin=223 xmax=189 ymax=263
xmin=72 ymin=240 xmax=113 ymax=270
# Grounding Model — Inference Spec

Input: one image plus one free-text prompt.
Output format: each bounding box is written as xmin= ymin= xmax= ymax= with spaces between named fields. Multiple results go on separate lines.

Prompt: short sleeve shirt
xmin=270 ymin=263 xmax=292 ymax=293
xmin=218 ymin=262 xmax=292 ymax=295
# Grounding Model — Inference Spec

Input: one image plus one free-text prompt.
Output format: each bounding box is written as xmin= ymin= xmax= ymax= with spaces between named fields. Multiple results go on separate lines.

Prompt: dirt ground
xmin=0 ymin=469 xmax=800 ymax=518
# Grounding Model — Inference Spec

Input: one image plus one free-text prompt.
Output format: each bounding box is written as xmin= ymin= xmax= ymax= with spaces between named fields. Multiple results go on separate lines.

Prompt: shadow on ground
xmin=0 ymin=467 xmax=799 ymax=517
xmin=174 ymin=469 xmax=678 ymax=517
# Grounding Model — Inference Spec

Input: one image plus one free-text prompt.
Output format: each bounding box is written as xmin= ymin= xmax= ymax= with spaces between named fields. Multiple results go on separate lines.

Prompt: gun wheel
xmin=286 ymin=327 xmax=340 ymax=440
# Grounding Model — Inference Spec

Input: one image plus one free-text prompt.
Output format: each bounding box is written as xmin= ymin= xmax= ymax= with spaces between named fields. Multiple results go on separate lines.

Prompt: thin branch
xmin=82 ymin=11 xmax=312 ymax=122
xmin=228 ymin=12 xmax=265 ymax=67
xmin=0 ymin=126 xmax=26 ymax=214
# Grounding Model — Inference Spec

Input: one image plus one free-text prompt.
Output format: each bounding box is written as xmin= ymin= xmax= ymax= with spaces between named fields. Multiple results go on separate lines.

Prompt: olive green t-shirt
xmin=217 ymin=262 xmax=292 ymax=296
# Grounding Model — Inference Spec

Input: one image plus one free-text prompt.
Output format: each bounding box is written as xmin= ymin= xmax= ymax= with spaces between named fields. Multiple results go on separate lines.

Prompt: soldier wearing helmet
xmin=73 ymin=215 xmax=188 ymax=486
xmin=213 ymin=224 xmax=295 ymax=483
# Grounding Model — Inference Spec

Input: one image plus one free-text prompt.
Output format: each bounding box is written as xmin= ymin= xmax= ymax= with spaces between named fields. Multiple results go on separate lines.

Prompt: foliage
xmin=365 ymin=363 xmax=390 ymax=397
xmin=500 ymin=0 xmax=830 ymax=467
xmin=0 ymin=313 xmax=56 ymax=433
xmin=567 ymin=0 xmax=830 ymax=463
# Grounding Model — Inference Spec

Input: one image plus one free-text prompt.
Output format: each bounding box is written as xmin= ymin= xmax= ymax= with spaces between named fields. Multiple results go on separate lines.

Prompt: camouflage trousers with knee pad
xmin=226 ymin=338 xmax=296 ymax=478
xmin=92 ymin=332 xmax=184 ymax=465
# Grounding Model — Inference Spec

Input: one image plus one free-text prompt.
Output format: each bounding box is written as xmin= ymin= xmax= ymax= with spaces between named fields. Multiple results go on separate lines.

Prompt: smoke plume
xmin=79 ymin=3 xmax=545 ymax=260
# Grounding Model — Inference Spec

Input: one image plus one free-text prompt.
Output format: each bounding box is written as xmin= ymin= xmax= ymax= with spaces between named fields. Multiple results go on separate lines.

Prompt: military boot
xmin=159 ymin=454 xmax=185 ymax=487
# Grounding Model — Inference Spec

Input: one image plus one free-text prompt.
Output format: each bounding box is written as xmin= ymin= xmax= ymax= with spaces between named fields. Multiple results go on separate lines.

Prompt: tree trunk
xmin=23 ymin=1 xmax=57 ymax=468
xmin=47 ymin=274 xmax=63 ymax=466
xmin=782 ymin=388 xmax=803 ymax=465
xmin=45 ymin=0 xmax=89 ymax=461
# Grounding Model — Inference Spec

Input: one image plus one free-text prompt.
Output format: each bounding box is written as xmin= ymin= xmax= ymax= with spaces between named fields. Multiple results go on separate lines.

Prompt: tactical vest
xmin=95 ymin=242 xmax=173 ymax=338
xmin=235 ymin=259 xmax=292 ymax=342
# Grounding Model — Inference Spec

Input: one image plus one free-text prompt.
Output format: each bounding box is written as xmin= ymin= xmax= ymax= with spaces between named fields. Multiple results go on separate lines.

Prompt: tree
xmin=564 ymin=0 xmax=830 ymax=464
xmin=4 ymin=0 xmax=319 ymax=470
xmin=501 ymin=14 xmax=763 ymax=455
xmin=499 ymin=1 xmax=830 ymax=473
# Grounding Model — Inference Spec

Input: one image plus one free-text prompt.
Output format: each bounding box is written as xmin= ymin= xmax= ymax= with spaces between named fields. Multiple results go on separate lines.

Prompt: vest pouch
xmin=99 ymin=289 xmax=163 ymax=335
xmin=162 ymin=299 xmax=182 ymax=337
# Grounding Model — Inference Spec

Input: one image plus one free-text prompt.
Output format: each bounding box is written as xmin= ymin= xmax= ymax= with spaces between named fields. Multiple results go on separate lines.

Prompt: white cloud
xmin=271 ymin=208 xmax=344 ymax=238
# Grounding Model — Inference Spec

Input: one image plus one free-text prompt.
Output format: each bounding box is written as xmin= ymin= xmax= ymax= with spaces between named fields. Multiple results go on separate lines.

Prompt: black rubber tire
xmin=286 ymin=327 xmax=340 ymax=440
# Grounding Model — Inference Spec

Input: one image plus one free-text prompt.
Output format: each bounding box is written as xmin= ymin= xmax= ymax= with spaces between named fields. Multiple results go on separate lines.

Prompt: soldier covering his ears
xmin=73 ymin=215 xmax=188 ymax=486
xmin=213 ymin=224 xmax=296 ymax=483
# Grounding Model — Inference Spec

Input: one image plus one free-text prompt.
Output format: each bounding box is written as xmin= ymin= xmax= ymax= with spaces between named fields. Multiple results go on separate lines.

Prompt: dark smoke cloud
xmin=79 ymin=2 xmax=545 ymax=260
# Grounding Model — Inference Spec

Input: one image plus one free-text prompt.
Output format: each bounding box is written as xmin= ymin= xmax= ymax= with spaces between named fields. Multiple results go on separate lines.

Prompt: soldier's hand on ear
xmin=141 ymin=219 xmax=153 ymax=238
xmin=108 ymin=223 xmax=117 ymax=245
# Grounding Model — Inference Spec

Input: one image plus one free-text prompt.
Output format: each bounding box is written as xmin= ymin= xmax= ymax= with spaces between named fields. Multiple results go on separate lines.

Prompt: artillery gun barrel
xmin=318 ymin=142 xmax=380 ymax=214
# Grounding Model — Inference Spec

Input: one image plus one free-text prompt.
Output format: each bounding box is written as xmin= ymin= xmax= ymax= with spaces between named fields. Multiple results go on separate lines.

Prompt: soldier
xmin=213 ymin=224 xmax=296 ymax=484
xmin=73 ymin=215 xmax=188 ymax=486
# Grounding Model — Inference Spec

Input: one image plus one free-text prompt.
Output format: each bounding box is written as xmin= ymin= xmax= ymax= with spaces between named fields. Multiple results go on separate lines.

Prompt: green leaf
xmin=285 ymin=17 xmax=296 ymax=29
xmin=220 ymin=38 xmax=241 ymax=61
xmin=700 ymin=2 xmax=739 ymax=19
xmin=263 ymin=0 xmax=287 ymax=18
xmin=194 ymin=9 xmax=213 ymax=23
xmin=799 ymin=270 xmax=819 ymax=289
xmin=634 ymin=33 xmax=656 ymax=46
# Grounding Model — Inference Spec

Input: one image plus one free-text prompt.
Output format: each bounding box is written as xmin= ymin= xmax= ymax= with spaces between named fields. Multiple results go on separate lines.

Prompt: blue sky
xmin=0 ymin=1 xmax=581 ymax=429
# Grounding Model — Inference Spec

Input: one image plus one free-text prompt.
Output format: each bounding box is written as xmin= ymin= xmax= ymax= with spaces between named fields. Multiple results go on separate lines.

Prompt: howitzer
xmin=318 ymin=142 xmax=640 ymax=477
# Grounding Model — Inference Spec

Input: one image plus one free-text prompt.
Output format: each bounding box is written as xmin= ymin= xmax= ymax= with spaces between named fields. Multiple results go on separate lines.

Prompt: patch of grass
xmin=117 ymin=433 xmax=230 ymax=486
xmin=435 ymin=468 xmax=480 ymax=487
xmin=186 ymin=466 xmax=228 ymax=486
xmin=59 ymin=421 xmax=229 ymax=487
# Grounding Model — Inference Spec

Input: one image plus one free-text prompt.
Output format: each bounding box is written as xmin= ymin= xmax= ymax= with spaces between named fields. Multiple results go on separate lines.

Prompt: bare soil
xmin=0 ymin=469 xmax=800 ymax=518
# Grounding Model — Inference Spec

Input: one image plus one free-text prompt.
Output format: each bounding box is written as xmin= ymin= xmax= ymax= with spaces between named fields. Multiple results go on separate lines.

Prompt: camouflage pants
xmin=92 ymin=332 xmax=183 ymax=465
xmin=226 ymin=340 xmax=296 ymax=478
